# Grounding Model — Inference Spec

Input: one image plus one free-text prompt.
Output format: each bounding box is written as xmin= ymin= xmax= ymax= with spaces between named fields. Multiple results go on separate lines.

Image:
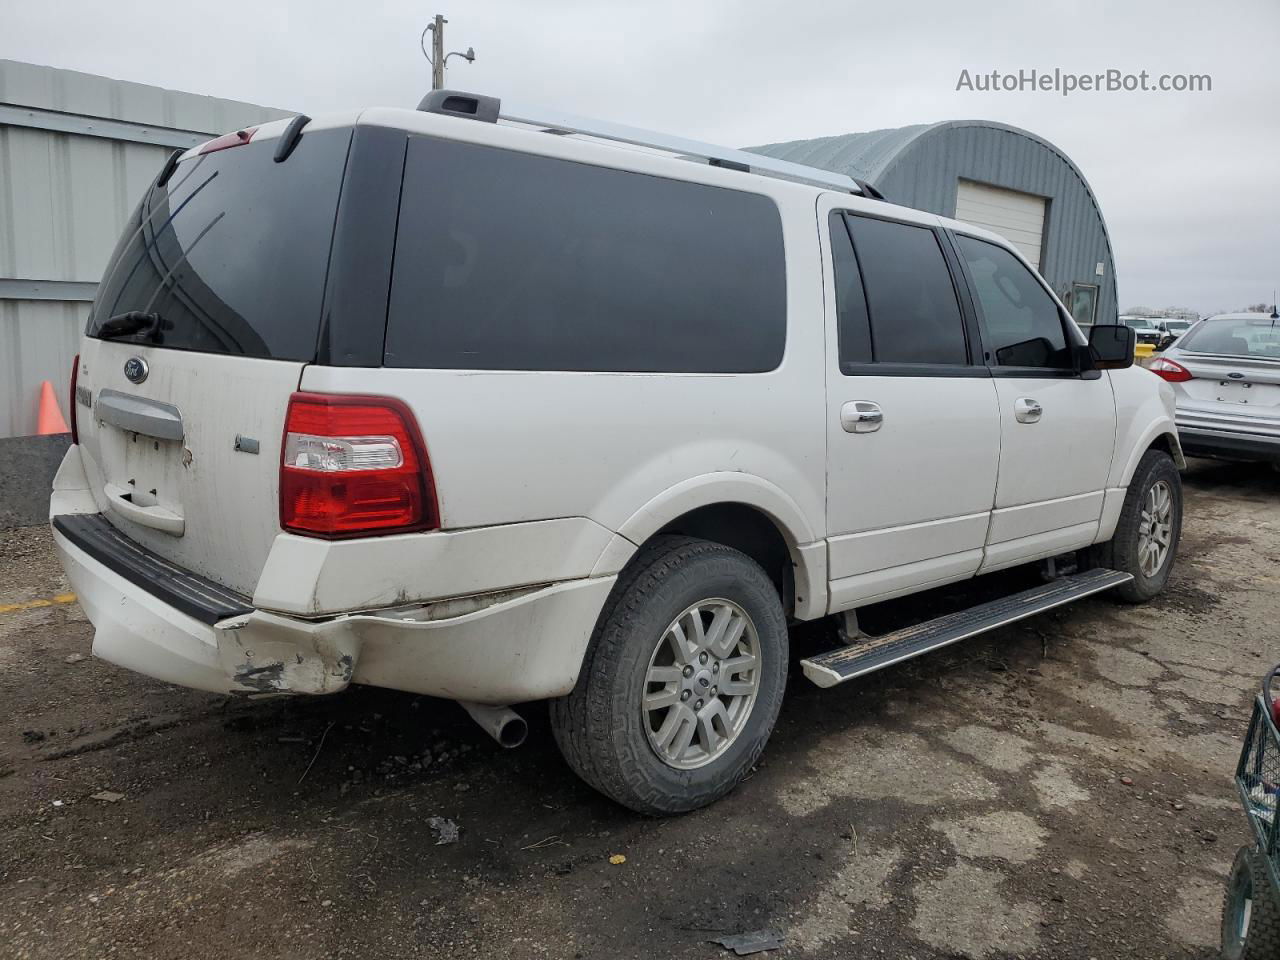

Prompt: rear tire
xmin=550 ymin=536 xmax=788 ymax=815
xmin=1089 ymin=448 xmax=1181 ymax=603
xmin=1222 ymin=845 xmax=1280 ymax=960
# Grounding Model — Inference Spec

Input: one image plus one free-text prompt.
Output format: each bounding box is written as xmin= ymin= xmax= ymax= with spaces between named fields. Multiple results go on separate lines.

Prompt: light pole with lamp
xmin=422 ymin=14 xmax=475 ymax=90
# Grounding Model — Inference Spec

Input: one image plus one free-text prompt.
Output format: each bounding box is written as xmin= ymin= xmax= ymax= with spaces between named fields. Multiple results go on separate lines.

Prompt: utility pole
xmin=429 ymin=14 xmax=446 ymax=90
xmin=422 ymin=14 xmax=475 ymax=91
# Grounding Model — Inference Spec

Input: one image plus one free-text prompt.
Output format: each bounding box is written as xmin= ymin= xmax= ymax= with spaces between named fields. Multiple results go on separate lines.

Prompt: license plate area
xmin=119 ymin=431 xmax=185 ymax=512
xmin=1215 ymin=381 xmax=1254 ymax=404
xmin=91 ymin=389 xmax=189 ymax=519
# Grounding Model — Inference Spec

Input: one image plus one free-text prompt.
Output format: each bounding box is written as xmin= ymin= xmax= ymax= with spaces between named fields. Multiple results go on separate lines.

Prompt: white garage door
xmin=954 ymin=180 xmax=1048 ymax=270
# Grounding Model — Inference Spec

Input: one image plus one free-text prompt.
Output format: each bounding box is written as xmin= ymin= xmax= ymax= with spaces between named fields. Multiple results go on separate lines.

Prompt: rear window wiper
xmin=97 ymin=311 xmax=161 ymax=340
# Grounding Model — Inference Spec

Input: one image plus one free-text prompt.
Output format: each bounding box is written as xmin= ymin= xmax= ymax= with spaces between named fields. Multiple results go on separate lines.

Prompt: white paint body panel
xmin=253 ymin=518 xmax=616 ymax=617
xmin=824 ymin=376 xmax=1000 ymax=606
xmin=978 ymin=374 xmax=1116 ymax=572
xmin=74 ymin=339 xmax=303 ymax=596
xmin=1106 ymin=367 xmax=1184 ymax=488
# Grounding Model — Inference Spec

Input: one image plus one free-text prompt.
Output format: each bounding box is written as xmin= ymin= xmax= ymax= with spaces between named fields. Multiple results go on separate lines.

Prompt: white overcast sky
xmin=5 ymin=0 xmax=1277 ymax=314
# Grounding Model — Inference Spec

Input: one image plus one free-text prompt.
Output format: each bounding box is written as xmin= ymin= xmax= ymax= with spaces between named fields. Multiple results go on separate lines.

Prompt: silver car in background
xmin=1149 ymin=311 xmax=1280 ymax=464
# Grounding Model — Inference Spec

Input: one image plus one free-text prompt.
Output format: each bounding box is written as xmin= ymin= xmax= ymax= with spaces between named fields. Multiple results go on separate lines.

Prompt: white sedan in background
xmin=1150 ymin=311 xmax=1280 ymax=465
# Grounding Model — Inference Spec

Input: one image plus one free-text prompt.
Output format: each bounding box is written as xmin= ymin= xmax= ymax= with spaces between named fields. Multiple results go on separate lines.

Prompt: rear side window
xmin=955 ymin=234 xmax=1071 ymax=368
xmin=829 ymin=212 xmax=872 ymax=365
xmin=88 ymin=129 xmax=351 ymax=360
xmin=844 ymin=215 xmax=968 ymax=366
xmin=385 ymin=137 xmax=786 ymax=372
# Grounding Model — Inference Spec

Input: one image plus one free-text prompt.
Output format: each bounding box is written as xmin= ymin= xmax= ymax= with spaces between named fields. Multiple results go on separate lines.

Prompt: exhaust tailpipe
xmin=458 ymin=701 xmax=528 ymax=749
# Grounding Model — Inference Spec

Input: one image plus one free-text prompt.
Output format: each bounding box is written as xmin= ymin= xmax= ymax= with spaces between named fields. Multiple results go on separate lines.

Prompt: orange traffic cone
xmin=36 ymin=380 xmax=70 ymax=435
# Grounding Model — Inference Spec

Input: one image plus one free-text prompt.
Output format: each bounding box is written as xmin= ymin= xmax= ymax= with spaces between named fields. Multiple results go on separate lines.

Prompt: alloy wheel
xmin=642 ymin=599 xmax=761 ymax=770
xmin=1137 ymin=479 xmax=1174 ymax=577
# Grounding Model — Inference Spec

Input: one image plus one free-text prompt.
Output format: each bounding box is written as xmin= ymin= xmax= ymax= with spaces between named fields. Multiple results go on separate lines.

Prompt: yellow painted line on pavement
xmin=0 ymin=593 xmax=77 ymax=615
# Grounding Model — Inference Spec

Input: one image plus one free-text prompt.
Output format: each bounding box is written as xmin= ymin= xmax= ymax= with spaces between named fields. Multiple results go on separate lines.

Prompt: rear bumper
xmin=48 ymin=442 xmax=617 ymax=702
xmin=53 ymin=517 xmax=615 ymax=703
xmin=1176 ymin=426 xmax=1280 ymax=464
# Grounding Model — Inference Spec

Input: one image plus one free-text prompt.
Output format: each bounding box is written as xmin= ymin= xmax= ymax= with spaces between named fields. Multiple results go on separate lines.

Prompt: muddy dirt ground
xmin=1 ymin=459 xmax=1277 ymax=959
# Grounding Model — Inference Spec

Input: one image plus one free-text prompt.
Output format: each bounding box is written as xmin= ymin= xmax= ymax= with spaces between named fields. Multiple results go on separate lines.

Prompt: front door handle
xmin=1014 ymin=397 xmax=1043 ymax=423
xmin=840 ymin=401 xmax=883 ymax=433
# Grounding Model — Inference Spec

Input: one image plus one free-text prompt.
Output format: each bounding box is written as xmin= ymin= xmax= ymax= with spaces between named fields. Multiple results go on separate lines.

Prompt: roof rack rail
xmin=417 ymin=89 xmax=864 ymax=195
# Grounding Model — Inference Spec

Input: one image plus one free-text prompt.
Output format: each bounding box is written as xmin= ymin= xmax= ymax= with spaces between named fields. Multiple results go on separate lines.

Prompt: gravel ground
xmin=1 ymin=458 xmax=1277 ymax=960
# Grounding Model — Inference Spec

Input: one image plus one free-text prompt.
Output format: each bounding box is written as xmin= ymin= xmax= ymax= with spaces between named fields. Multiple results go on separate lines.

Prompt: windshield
xmin=1122 ymin=318 xmax=1153 ymax=330
xmin=1177 ymin=318 xmax=1280 ymax=359
xmin=88 ymin=128 xmax=351 ymax=360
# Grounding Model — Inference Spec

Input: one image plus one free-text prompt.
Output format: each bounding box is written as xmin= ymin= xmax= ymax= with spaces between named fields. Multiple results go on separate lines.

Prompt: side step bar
xmin=801 ymin=568 xmax=1133 ymax=688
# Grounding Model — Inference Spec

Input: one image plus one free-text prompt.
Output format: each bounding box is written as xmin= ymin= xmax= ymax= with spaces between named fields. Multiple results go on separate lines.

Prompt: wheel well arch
xmin=1146 ymin=431 xmax=1186 ymax=467
xmin=598 ymin=474 xmax=827 ymax=619
xmin=1134 ymin=430 xmax=1186 ymax=479
xmin=1115 ymin=424 xmax=1186 ymax=488
xmin=654 ymin=502 xmax=795 ymax=606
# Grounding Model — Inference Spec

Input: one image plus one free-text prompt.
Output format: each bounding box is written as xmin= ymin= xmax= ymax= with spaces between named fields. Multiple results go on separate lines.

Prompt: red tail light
xmin=1148 ymin=357 xmax=1192 ymax=382
xmin=280 ymin=392 xmax=438 ymax=538
xmin=69 ymin=353 xmax=80 ymax=444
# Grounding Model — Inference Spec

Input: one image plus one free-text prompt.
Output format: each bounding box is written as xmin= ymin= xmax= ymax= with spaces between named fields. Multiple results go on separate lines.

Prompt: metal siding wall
xmin=0 ymin=60 xmax=292 ymax=438
xmin=0 ymin=298 xmax=86 ymax=437
xmin=752 ymin=122 xmax=1117 ymax=329
xmin=874 ymin=126 xmax=1115 ymax=327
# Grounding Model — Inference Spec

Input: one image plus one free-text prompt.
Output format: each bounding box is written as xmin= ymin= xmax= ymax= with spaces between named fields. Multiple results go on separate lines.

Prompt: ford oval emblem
xmin=1227 ymin=371 xmax=1245 ymax=379
xmin=123 ymin=356 xmax=149 ymax=384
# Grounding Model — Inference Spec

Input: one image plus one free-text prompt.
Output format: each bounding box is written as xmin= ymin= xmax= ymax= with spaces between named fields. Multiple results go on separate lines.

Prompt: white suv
xmin=50 ymin=92 xmax=1184 ymax=814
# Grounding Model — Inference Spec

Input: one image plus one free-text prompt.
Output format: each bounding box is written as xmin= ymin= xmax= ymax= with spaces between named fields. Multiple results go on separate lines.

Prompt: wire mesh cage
xmin=1236 ymin=682 xmax=1280 ymax=894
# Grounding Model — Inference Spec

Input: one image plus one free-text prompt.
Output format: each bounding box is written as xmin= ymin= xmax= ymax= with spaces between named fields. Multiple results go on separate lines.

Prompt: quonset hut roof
xmin=747 ymin=119 xmax=1118 ymax=326
xmin=748 ymin=122 xmax=937 ymax=185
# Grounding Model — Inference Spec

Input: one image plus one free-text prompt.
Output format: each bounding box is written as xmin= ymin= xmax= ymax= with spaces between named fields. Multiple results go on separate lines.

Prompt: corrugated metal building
xmin=749 ymin=120 xmax=1116 ymax=332
xmin=0 ymin=59 xmax=290 ymax=438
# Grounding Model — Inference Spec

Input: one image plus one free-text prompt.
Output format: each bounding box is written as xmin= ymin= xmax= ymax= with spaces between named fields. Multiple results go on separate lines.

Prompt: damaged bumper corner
xmin=216 ymin=612 xmax=360 ymax=696
xmin=53 ymin=521 xmax=615 ymax=702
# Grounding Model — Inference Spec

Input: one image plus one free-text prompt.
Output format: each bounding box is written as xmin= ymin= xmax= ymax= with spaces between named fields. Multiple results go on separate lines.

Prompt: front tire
xmin=550 ymin=536 xmax=788 ymax=815
xmin=1090 ymin=448 xmax=1182 ymax=603
xmin=1222 ymin=845 xmax=1280 ymax=960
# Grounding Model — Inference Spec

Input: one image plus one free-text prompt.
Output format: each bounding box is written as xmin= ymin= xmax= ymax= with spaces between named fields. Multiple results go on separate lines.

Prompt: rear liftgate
xmin=801 ymin=568 xmax=1133 ymax=688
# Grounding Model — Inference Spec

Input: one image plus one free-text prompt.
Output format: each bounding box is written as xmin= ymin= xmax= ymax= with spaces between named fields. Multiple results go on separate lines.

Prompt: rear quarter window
xmin=384 ymin=137 xmax=787 ymax=372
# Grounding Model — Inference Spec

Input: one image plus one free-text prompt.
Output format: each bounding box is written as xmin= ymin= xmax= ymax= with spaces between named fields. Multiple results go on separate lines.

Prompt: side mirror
xmin=1088 ymin=324 xmax=1135 ymax=370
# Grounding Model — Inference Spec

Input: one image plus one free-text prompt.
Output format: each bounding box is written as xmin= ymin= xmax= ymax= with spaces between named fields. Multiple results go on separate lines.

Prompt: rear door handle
xmin=840 ymin=401 xmax=883 ymax=433
xmin=1014 ymin=398 xmax=1043 ymax=423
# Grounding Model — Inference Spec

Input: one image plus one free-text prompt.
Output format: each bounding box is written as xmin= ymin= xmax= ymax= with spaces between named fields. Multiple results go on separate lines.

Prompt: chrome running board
xmin=801 ymin=568 xmax=1134 ymax=688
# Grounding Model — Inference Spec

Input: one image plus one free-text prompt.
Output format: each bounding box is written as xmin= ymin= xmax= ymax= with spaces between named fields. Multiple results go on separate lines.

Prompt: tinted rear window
xmin=384 ymin=137 xmax=786 ymax=372
xmin=1178 ymin=319 xmax=1280 ymax=359
xmin=88 ymin=128 xmax=351 ymax=360
xmin=828 ymin=212 xmax=872 ymax=366
xmin=844 ymin=215 xmax=968 ymax=366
